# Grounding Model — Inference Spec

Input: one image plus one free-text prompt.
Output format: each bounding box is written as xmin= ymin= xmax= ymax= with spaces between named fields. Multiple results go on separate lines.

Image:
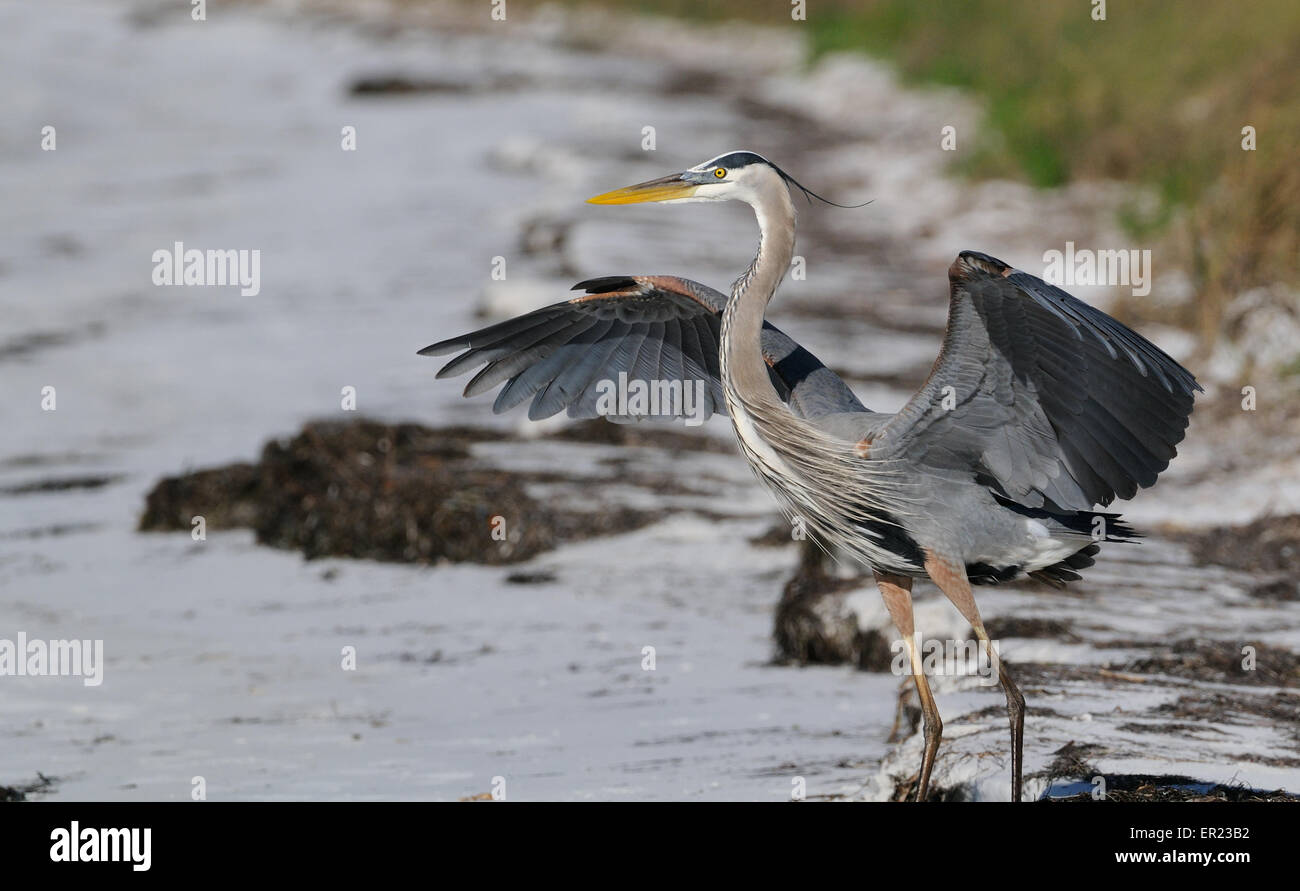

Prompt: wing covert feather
xmin=422 ymin=275 xmax=867 ymax=425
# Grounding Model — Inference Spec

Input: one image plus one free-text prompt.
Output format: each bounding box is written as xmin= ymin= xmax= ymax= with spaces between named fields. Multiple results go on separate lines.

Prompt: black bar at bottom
xmin=0 ymin=800 xmax=1284 ymax=876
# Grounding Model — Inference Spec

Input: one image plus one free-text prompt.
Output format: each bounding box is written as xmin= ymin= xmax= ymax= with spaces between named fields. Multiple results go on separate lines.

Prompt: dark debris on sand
xmin=0 ymin=773 xmax=57 ymax=802
xmin=772 ymin=540 xmax=891 ymax=670
xmin=1181 ymin=513 xmax=1300 ymax=574
xmin=1046 ymin=779 xmax=1299 ymax=802
xmin=1028 ymin=743 xmax=1300 ymax=802
xmin=544 ymin=418 xmax=735 ymax=454
xmin=1154 ymin=690 xmax=1300 ymax=728
xmin=139 ymin=419 xmax=671 ymax=565
xmin=1121 ymin=637 xmax=1300 ymax=687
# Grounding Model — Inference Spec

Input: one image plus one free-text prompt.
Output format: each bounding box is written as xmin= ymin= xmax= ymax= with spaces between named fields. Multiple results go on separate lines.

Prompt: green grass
xmin=812 ymin=0 xmax=1300 ymax=342
xmin=564 ymin=0 xmax=1300 ymax=345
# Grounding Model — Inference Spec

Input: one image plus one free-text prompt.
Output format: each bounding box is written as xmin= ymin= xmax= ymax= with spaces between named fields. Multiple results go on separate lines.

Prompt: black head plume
xmin=702 ymin=151 xmax=870 ymax=209
xmin=772 ymin=163 xmax=871 ymax=209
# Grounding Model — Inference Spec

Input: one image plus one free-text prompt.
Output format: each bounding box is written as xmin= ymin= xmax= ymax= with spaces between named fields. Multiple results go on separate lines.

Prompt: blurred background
xmin=0 ymin=0 xmax=1296 ymax=801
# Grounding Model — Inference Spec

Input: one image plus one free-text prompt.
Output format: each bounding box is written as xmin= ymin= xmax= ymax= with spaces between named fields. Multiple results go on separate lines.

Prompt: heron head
xmin=586 ymin=151 xmax=787 ymax=206
xmin=587 ymin=150 xmax=862 ymax=211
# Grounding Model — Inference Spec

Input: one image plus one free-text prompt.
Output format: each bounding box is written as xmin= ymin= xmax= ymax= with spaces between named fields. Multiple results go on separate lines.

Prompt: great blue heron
xmin=421 ymin=151 xmax=1200 ymax=801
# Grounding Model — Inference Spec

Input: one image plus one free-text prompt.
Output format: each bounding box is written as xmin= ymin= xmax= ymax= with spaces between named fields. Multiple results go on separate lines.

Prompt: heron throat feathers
xmin=721 ymin=179 xmax=798 ymax=406
xmin=718 ymin=177 xmax=919 ymax=568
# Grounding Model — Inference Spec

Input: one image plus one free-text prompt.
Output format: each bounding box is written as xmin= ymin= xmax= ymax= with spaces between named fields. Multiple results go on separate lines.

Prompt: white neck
xmin=719 ymin=175 xmax=797 ymax=407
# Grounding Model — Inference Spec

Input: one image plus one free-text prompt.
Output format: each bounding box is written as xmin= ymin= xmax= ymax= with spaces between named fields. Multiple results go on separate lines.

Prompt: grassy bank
xmin=574 ymin=0 xmax=1300 ymax=346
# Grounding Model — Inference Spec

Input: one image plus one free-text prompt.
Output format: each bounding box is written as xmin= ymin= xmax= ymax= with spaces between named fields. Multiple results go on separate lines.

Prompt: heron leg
xmin=874 ymin=571 xmax=942 ymax=802
xmin=923 ymin=552 xmax=1026 ymax=803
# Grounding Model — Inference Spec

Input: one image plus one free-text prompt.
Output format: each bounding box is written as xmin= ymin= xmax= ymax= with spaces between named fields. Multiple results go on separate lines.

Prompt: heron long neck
xmin=716 ymin=176 xmax=918 ymax=574
xmin=720 ymin=181 xmax=796 ymax=408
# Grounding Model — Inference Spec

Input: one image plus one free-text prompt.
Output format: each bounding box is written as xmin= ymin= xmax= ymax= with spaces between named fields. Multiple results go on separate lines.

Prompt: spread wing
xmin=872 ymin=251 xmax=1200 ymax=510
xmin=421 ymin=275 xmax=866 ymax=423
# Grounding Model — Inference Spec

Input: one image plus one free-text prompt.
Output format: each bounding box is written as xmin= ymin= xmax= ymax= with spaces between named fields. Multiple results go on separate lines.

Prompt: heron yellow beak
xmin=586 ymin=173 xmax=698 ymax=205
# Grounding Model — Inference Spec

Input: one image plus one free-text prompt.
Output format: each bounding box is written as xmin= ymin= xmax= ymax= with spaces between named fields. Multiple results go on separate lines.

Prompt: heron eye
xmin=714 ymin=167 xmax=726 ymax=178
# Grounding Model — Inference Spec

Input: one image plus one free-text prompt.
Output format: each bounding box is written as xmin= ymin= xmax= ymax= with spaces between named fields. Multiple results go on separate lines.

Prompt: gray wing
xmin=421 ymin=274 xmax=867 ymax=423
xmin=872 ymin=251 xmax=1200 ymax=510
